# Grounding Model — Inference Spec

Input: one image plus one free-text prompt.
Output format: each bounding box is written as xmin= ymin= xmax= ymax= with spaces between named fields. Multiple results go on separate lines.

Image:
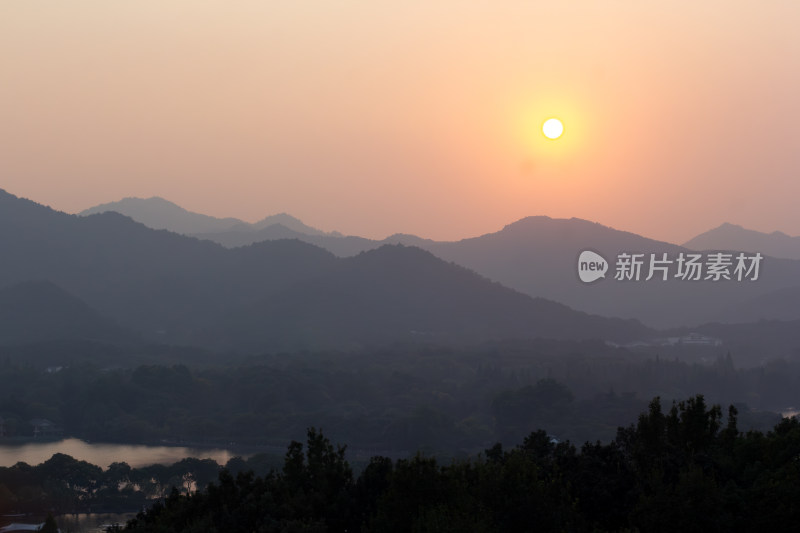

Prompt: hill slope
xmin=0 ymin=280 xmax=135 ymax=345
xmin=208 ymin=245 xmax=652 ymax=351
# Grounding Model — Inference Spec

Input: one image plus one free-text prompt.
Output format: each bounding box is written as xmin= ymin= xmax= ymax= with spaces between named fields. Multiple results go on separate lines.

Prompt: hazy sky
xmin=2 ymin=2 xmax=799 ymax=242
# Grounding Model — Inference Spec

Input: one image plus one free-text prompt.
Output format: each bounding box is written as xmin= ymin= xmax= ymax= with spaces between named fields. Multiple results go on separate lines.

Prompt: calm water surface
xmin=57 ymin=512 xmax=137 ymax=533
xmin=1 ymin=513 xmax=136 ymax=533
xmin=0 ymin=438 xmax=241 ymax=468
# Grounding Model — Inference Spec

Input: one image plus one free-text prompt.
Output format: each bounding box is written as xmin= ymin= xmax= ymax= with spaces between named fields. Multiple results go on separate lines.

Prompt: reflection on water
xmin=57 ymin=512 xmax=137 ymax=533
xmin=0 ymin=513 xmax=136 ymax=533
xmin=0 ymin=438 xmax=241 ymax=469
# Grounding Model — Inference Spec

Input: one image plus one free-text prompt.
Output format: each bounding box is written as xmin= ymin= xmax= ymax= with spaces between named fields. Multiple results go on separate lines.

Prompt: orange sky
xmin=2 ymin=2 xmax=799 ymax=243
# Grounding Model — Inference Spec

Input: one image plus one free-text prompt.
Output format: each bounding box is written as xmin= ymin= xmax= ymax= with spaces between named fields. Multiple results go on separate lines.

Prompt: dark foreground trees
xmin=121 ymin=395 xmax=800 ymax=532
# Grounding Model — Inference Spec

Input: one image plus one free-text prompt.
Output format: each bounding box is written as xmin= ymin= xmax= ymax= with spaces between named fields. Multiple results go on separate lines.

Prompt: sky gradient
xmin=2 ymin=2 xmax=799 ymax=243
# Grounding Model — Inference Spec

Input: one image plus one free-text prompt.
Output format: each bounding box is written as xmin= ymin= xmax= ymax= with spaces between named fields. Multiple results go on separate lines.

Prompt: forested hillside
xmin=0 ymin=341 xmax=791 ymax=452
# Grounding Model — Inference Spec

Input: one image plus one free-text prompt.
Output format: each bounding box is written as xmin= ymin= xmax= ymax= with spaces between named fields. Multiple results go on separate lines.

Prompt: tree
xmin=40 ymin=513 xmax=59 ymax=533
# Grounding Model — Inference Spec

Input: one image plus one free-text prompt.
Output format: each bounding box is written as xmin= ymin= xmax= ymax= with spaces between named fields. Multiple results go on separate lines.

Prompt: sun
xmin=542 ymin=118 xmax=564 ymax=140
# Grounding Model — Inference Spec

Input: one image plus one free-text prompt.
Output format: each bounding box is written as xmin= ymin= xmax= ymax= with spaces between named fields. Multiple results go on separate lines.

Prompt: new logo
xmin=577 ymin=250 xmax=608 ymax=283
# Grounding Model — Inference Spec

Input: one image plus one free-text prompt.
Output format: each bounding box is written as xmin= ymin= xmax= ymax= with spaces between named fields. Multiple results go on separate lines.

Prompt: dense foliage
xmin=121 ymin=397 xmax=800 ymax=532
xmin=0 ymin=341 xmax=792 ymax=451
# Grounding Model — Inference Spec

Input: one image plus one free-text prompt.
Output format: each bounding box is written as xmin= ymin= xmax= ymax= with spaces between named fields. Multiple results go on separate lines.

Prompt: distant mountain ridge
xmin=80 ymin=197 xmax=243 ymax=234
xmin=683 ymin=222 xmax=800 ymax=260
xmin=80 ymin=197 xmax=329 ymax=237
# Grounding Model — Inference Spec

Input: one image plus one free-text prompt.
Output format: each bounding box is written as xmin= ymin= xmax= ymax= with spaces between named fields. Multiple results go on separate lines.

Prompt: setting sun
xmin=542 ymin=118 xmax=564 ymax=139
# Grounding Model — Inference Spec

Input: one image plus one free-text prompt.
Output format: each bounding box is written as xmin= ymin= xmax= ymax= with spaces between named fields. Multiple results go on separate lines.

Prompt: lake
xmin=0 ymin=440 xmax=247 ymax=532
xmin=0 ymin=438 xmax=242 ymax=469
xmin=1 ymin=513 xmax=136 ymax=533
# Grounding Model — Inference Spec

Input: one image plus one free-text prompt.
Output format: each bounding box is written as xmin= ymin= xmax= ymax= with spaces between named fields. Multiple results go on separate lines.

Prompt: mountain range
xmin=79 ymin=197 xmax=800 ymax=328
xmin=1 ymin=189 xmax=651 ymax=351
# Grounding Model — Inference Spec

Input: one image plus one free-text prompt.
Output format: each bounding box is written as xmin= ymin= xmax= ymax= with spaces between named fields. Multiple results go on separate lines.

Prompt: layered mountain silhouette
xmin=2 ymin=190 xmax=338 ymax=343
xmin=409 ymin=218 xmax=800 ymax=328
xmin=3 ymin=189 xmax=650 ymax=351
xmin=80 ymin=196 xmax=408 ymax=253
xmin=684 ymin=222 xmax=800 ymax=261
xmin=79 ymin=197 xmax=800 ymax=328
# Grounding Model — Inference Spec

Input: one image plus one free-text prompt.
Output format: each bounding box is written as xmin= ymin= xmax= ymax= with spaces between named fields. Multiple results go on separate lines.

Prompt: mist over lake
xmin=0 ymin=439 xmax=240 ymax=470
